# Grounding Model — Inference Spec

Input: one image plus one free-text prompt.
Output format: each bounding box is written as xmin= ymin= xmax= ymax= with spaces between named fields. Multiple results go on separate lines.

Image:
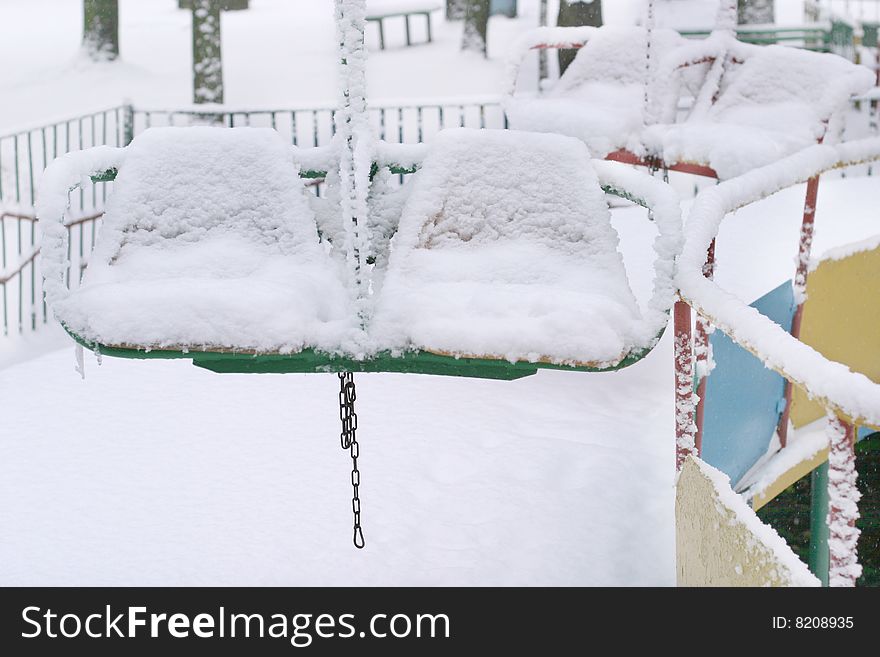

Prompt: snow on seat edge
xmin=39 ymin=127 xmax=354 ymax=355
xmin=371 ymin=128 xmax=670 ymax=368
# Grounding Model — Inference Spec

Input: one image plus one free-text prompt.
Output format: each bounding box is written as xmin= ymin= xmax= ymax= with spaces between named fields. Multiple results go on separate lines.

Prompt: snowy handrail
xmin=593 ymin=161 xmax=682 ymax=346
xmin=677 ymin=137 xmax=880 ymax=428
xmin=35 ymin=146 xmax=126 ymax=308
xmin=503 ymin=26 xmax=598 ymax=97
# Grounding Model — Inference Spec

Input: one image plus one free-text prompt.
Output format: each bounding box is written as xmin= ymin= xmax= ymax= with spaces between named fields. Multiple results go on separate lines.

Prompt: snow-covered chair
xmin=371 ymin=128 xmax=681 ymax=369
xmin=39 ymin=127 xmax=357 ymax=355
xmin=504 ymin=26 xmax=699 ymax=159
xmin=643 ymin=40 xmax=876 ymax=178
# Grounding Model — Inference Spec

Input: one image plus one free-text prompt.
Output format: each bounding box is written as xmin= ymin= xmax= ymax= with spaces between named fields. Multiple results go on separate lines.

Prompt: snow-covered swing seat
xmin=39 ymin=125 xmax=681 ymax=380
xmin=506 ymin=24 xmax=875 ymax=179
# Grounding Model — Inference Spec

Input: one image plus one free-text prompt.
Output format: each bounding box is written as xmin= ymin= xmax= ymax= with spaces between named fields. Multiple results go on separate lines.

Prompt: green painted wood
xmin=64 ymin=324 xmax=654 ymax=379
xmin=809 ymin=461 xmax=830 ymax=586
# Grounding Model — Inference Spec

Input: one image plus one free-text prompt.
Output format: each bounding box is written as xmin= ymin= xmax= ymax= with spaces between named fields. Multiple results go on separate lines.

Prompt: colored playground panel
xmin=701 ymin=281 xmax=796 ymax=487
xmin=791 ymin=242 xmax=880 ymax=433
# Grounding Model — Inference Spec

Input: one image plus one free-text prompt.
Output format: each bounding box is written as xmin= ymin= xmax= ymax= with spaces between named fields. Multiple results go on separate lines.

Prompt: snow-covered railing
xmin=131 ymin=97 xmax=507 ymax=149
xmin=678 ymin=138 xmax=880 ymax=428
xmin=676 ymin=138 xmax=880 ymax=587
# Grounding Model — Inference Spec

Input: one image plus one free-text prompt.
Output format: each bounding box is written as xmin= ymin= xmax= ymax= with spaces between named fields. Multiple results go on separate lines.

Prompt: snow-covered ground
xmin=1 ymin=0 xmax=878 ymax=586
xmin=2 ymin=173 xmax=878 ymax=586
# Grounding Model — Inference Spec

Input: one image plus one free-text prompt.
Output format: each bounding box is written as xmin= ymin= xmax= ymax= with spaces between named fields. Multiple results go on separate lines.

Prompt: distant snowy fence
xmin=0 ymin=95 xmax=877 ymax=340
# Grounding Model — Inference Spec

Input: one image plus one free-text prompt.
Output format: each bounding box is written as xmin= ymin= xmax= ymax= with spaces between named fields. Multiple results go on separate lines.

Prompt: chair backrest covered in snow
xmin=707 ymin=43 xmax=875 ymax=138
xmin=92 ymin=127 xmax=319 ymax=266
xmin=550 ymin=26 xmax=688 ymax=96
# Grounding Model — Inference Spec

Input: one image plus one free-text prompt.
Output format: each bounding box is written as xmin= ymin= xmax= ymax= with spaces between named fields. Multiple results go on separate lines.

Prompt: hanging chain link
xmin=338 ymin=372 xmax=365 ymax=549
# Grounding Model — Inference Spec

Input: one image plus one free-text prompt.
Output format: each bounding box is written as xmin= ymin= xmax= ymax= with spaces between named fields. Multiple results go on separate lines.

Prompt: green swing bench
xmin=39 ymin=126 xmax=682 ymax=381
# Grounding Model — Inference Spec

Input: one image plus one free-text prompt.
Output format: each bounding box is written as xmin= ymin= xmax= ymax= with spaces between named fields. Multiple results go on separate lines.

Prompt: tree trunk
xmin=738 ymin=0 xmax=775 ymax=25
xmin=538 ymin=0 xmax=549 ymax=81
xmin=83 ymin=0 xmax=119 ymax=61
xmin=447 ymin=0 xmax=466 ymax=20
xmin=179 ymin=0 xmax=248 ymax=9
xmin=461 ymin=0 xmax=490 ymax=56
xmin=192 ymin=0 xmax=224 ymax=104
xmin=557 ymin=0 xmax=602 ymax=75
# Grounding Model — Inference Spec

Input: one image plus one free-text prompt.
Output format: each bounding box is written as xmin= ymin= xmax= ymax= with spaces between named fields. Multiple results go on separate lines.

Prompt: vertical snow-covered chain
xmin=826 ymin=415 xmax=860 ymax=587
xmin=333 ymin=1 xmax=370 ymax=550
xmin=339 ymin=372 xmax=365 ymax=549
xmin=334 ymin=0 xmax=372 ymax=316
xmin=643 ymin=0 xmax=656 ymax=127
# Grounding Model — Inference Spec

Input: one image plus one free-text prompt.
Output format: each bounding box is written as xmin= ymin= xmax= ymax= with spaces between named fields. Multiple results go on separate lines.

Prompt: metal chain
xmin=338 ymin=372 xmax=365 ymax=549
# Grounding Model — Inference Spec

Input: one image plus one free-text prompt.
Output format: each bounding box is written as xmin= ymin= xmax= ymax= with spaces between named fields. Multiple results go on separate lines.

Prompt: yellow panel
xmin=750 ymin=447 xmax=829 ymax=511
xmin=791 ymin=244 xmax=880 ymax=429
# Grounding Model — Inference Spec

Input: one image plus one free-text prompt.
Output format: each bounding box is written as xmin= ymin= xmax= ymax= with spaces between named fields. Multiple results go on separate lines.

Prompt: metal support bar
xmin=675 ymin=300 xmax=697 ymax=470
xmin=693 ymin=239 xmax=716 ymax=452
xmin=809 ymin=461 xmax=830 ymax=586
xmin=777 ymin=173 xmax=822 ymax=446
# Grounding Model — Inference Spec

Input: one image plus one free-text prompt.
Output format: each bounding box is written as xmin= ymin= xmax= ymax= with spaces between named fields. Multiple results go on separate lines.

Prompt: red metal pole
xmin=827 ymin=415 xmax=860 ymax=587
xmin=776 ymin=173 xmax=821 ymax=447
xmin=674 ymin=299 xmax=696 ymax=470
xmin=693 ymin=239 xmax=716 ymax=453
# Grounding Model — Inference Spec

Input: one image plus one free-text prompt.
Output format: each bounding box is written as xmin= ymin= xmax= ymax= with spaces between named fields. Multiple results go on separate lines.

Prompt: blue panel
xmin=701 ymin=281 xmax=796 ymax=486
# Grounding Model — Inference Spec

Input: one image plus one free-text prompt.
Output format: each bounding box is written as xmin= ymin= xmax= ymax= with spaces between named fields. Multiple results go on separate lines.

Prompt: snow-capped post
xmin=82 ymin=0 xmax=119 ymax=61
xmin=462 ymin=0 xmax=490 ymax=56
xmin=557 ymin=0 xmax=602 ymax=75
xmin=826 ymin=414 xmax=861 ymax=587
xmin=738 ymin=0 xmax=774 ymax=25
xmin=674 ymin=300 xmax=697 ymax=470
xmin=192 ymin=0 xmax=224 ymax=106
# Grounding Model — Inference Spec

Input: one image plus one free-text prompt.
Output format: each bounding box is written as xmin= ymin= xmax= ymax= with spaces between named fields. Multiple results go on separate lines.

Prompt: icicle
xmin=94 ymin=346 xmax=103 ymax=366
xmin=826 ymin=414 xmax=861 ymax=587
xmin=74 ymin=343 xmax=85 ymax=380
